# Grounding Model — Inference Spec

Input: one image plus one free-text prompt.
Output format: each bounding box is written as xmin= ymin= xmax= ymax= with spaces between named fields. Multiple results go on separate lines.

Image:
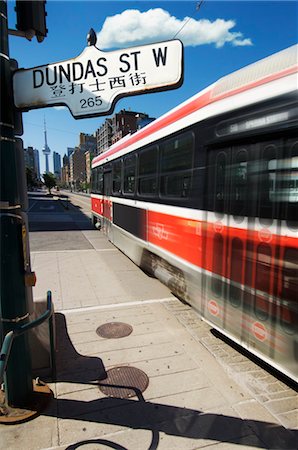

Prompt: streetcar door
xmin=203 ymin=145 xmax=250 ymax=343
xmin=246 ymin=137 xmax=296 ymax=375
xmin=103 ymin=165 xmax=112 ymax=238
xmin=203 ymin=147 xmax=231 ymax=331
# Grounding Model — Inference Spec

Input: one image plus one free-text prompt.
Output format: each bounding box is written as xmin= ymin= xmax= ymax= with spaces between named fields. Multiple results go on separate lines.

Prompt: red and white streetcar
xmin=91 ymin=45 xmax=298 ymax=383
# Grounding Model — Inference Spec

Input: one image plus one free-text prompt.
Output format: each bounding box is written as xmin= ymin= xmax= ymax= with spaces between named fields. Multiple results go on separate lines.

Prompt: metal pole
xmin=0 ymin=0 xmax=33 ymax=407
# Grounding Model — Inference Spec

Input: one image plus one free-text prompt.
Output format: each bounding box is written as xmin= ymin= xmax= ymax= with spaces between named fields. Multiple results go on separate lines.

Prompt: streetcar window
xmin=112 ymin=160 xmax=122 ymax=194
xmin=91 ymin=167 xmax=103 ymax=194
xmin=258 ymin=142 xmax=278 ymax=223
xmin=286 ymin=139 xmax=298 ymax=229
xmin=211 ymin=234 xmax=224 ymax=296
xmin=138 ymin=146 xmax=158 ymax=195
xmin=230 ymin=238 xmax=243 ymax=307
xmin=230 ymin=150 xmax=248 ymax=217
xmin=123 ymin=155 xmax=136 ymax=194
xmin=98 ymin=167 xmax=103 ymax=194
xmin=254 ymin=244 xmax=271 ymax=320
xmin=268 ymin=157 xmax=298 ymax=204
xmin=214 ymin=152 xmax=227 ymax=213
xmin=103 ymin=167 xmax=112 ymax=196
xmin=91 ymin=168 xmax=97 ymax=193
xmin=160 ymin=131 xmax=194 ymax=198
xmin=280 ymin=247 xmax=298 ymax=334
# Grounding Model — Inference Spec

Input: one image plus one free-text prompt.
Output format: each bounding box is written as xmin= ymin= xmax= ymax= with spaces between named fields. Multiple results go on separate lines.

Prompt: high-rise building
xmin=136 ymin=114 xmax=155 ymax=130
xmin=85 ymin=150 xmax=94 ymax=185
xmin=96 ymin=118 xmax=113 ymax=155
xmin=24 ymin=146 xmax=35 ymax=172
xmin=69 ymin=147 xmax=86 ymax=188
xmin=67 ymin=147 xmax=75 ymax=159
xmin=24 ymin=146 xmax=40 ymax=178
xmin=24 ymin=146 xmax=40 ymax=188
xmin=79 ymin=133 xmax=97 ymax=153
xmin=61 ymin=154 xmax=71 ymax=187
xmin=63 ymin=154 xmax=69 ymax=166
xmin=112 ymin=110 xmax=155 ymax=145
xmin=94 ymin=110 xmax=155 ymax=155
xmin=53 ymin=151 xmax=61 ymax=180
xmin=42 ymin=118 xmax=51 ymax=173
xmin=33 ymin=148 xmax=40 ymax=180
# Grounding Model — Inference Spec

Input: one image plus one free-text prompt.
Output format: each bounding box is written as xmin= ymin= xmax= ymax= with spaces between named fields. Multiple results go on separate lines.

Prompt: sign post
xmin=13 ymin=35 xmax=183 ymax=118
xmin=0 ymin=0 xmax=33 ymax=409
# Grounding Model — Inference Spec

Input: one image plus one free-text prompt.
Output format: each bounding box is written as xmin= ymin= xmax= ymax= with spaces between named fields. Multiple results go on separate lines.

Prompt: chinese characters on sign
xmin=13 ymin=40 xmax=183 ymax=118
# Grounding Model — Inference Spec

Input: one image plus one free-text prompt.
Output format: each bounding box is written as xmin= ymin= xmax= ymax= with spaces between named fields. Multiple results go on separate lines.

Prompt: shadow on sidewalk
xmin=54 ymin=313 xmax=107 ymax=384
xmin=46 ymin=313 xmax=298 ymax=450
xmin=28 ymin=192 xmax=92 ymax=232
xmin=44 ymin=393 xmax=297 ymax=449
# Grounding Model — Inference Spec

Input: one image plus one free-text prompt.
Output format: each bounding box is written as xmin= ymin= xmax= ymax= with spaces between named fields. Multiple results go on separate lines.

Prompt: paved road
xmin=28 ymin=191 xmax=93 ymax=251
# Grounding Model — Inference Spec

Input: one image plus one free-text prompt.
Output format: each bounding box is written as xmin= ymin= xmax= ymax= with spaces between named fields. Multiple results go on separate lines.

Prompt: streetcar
xmin=91 ymin=44 xmax=298 ymax=383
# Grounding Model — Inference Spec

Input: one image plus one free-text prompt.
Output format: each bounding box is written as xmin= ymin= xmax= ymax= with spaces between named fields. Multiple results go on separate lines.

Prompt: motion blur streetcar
xmin=91 ymin=45 xmax=298 ymax=383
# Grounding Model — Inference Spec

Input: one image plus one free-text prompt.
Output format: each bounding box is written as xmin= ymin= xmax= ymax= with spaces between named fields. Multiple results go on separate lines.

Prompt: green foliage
xmin=42 ymin=172 xmax=56 ymax=194
xmin=80 ymin=181 xmax=90 ymax=192
xmin=26 ymin=167 xmax=38 ymax=190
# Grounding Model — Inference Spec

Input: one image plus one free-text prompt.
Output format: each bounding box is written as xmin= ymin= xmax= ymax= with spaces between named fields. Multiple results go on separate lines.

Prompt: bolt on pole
xmin=0 ymin=0 xmax=33 ymax=407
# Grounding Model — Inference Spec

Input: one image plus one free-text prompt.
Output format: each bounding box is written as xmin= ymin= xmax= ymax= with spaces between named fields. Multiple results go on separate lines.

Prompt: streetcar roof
xmin=92 ymin=44 xmax=298 ymax=168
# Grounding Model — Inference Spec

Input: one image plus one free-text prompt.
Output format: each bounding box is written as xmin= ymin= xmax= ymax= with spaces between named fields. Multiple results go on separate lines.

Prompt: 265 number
xmin=80 ymin=97 xmax=102 ymax=109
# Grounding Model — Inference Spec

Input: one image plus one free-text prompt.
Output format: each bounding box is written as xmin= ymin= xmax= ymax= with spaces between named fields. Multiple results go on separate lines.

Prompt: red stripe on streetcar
xmin=92 ymin=64 xmax=298 ymax=167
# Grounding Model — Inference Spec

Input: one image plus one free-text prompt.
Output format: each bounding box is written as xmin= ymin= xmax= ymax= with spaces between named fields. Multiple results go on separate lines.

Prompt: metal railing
xmin=0 ymin=291 xmax=54 ymax=387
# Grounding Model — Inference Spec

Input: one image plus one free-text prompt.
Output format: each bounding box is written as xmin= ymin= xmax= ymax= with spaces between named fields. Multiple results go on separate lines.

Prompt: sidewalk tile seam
xmin=57 ymin=339 xmax=175 ymax=359
xmin=59 ymin=298 xmax=174 ymax=315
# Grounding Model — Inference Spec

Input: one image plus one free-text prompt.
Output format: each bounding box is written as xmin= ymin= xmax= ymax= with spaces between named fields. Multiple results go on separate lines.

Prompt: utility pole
xmin=0 ymin=0 xmax=33 ymax=407
xmin=0 ymin=1 xmax=48 ymax=415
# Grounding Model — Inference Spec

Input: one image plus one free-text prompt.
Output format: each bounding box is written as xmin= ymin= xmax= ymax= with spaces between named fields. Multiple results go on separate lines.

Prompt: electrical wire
xmin=23 ymin=121 xmax=79 ymax=136
xmin=173 ymin=1 xmax=204 ymax=39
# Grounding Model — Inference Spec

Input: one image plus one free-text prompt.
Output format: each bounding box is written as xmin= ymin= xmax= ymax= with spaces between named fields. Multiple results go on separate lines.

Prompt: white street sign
xmin=13 ymin=40 xmax=183 ymax=119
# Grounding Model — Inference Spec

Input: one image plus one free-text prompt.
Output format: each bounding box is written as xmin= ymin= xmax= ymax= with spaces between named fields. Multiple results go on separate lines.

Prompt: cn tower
xmin=42 ymin=117 xmax=51 ymax=173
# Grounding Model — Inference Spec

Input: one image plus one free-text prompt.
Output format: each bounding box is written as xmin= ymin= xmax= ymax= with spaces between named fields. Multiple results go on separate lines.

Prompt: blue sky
xmin=7 ymin=1 xmax=298 ymax=174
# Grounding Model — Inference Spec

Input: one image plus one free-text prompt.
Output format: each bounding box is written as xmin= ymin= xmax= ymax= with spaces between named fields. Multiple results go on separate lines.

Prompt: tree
xmin=26 ymin=167 xmax=38 ymax=190
xmin=43 ymin=172 xmax=56 ymax=194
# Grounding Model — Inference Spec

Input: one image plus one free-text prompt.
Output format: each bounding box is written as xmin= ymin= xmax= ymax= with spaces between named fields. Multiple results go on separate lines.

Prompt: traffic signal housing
xmin=15 ymin=1 xmax=47 ymax=42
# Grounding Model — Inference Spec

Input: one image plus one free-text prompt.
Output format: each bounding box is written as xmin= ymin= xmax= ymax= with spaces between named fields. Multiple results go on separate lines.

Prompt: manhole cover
xmin=96 ymin=322 xmax=133 ymax=339
xmin=98 ymin=366 xmax=149 ymax=398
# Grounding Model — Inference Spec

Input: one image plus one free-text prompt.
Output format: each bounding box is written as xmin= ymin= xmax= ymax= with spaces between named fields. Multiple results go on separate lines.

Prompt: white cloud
xmin=97 ymin=8 xmax=253 ymax=49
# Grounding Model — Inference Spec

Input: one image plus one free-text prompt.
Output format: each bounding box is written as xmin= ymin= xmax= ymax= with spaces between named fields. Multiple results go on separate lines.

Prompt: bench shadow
xmin=46 ymin=313 xmax=298 ymax=450
xmin=54 ymin=312 xmax=107 ymax=384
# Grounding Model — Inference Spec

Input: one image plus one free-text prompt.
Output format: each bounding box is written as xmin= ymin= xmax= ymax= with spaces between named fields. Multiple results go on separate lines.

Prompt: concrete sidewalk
xmin=1 ymin=230 xmax=297 ymax=450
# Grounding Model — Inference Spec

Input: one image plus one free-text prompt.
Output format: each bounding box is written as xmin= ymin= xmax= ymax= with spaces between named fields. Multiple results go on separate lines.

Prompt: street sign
xmin=13 ymin=40 xmax=183 ymax=119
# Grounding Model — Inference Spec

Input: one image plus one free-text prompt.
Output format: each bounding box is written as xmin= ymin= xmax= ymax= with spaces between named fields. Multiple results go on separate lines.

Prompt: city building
xmin=69 ymin=147 xmax=86 ymax=189
xmin=24 ymin=146 xmax=40 ymax=179
xmin=85 ymin=150 xmax=95 ymax=185
xmin=24 ymin=146 xmax=40 ymax=189
xmin=70 ymin=133 xmax=97 ymax=189
xmin=33 ymin=148 xmax=40 ymax=179
xmin=136 ymin=113 xmax=155 ymax=130
xmin=61 ymin=154 xmax=70 ymax=186
xmin=67 ymin=147 xmax=75 ymax=159
xmin=111 ymin=109 xmax=155 ymax=145
xmin=79 ymin=132 xmax=97 ymax=153
xmin=53 ymin=151 xmax=61 ymax=180
xmin=94 ymin=110 xmax=155 ymax=155
xmin=24 ymin=146 xmax=35 ymax=171
xmin=61 ymin=165 xmax=69 ymax=186
xmin=96 ymin=118 xmax=113 ymax=155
